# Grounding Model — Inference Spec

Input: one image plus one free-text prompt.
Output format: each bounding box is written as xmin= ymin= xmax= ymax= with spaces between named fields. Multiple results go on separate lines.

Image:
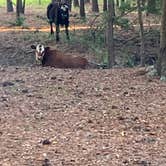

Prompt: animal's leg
xmin=50 ymin=22 xmax=54 ymax=35
xmin=65 ymin=25 xmax=70 ymax=40
xmin=56 ymin=25 xmax=60 ymax=41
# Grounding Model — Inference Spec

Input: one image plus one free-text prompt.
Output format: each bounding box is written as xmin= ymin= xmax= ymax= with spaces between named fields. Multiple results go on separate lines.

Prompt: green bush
xmin=15 ymin=17 xmax=25 ymax=26
xmin=8 ymin=16 xmax=26 ymax=26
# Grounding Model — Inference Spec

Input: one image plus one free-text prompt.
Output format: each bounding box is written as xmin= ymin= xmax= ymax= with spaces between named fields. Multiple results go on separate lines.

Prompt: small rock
xmin=117 ymin=116 xmax=125 ymax=121
xmin=22 ymin=89 xmax=29 ymax=93
xmin=42 ymin=158 xmax=51 ymax=166
xmin=42 ymin=139 xmax=51 ymax=145
xmin=50 ymin=76 xmax=57 ymax=80
xmin=2 ymin=81 xmax=14 ymax=87
xmin=111 ymin=105 xmax=118 ymax=109
xmin=123 ymin=91 xmax=129 ymax=96
xmin=87 ymin=119 xmax=93 ymax=123
xmin=0 ymin=97 xmax=8 ymax=102
xmin=15 ymin=79 xmax=25 ymax=83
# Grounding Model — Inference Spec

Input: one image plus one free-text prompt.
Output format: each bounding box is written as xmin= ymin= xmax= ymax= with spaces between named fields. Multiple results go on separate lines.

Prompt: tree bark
xmin=103 ymin=0 xmax=107 ymax=11
xmin=116 ymin=0 xmax=119 ymax=7
xmin=22 ymin=0 xmax=26 ymax=14
xmin=16 ymin=0 xmax=21 ymax=18
xmin=73 ymin=0 xmax=79 ymax=7
xmin=107 ymin=0 xmax=115 ymax=68
xmin=16 ymin=0 xmax=26 ymax=16
xmin=80 ymin=0 xmax=85 ymax=18
xmin=157 ymin=0 xmax=166 ymax=77
xmin=7 ymin=0 xmax=14 ymax=12
xmin=92 ymin=0 xmax=99 ymax=12
xmin=137 ymin=0 xmax=145 ymax=66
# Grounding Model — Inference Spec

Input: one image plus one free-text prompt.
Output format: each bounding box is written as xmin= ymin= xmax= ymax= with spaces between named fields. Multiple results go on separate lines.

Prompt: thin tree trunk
xmin=16 ymin=0 xmax=20 ymax=18
xmin=22 ymin=0 xmax=26 ymax=14
xmin=7 ymin=0 xmax=14 ymax=12
xmin=157 ymin=0 xmax=166 ymax=77
xmin=80 ymin=0 xmax=85 ymax=17
xmin=137 ymin=0 xmax=145 ymax=66
xmin=92 ymin=0 xmax=99 ymax=12
xmin=68 ymin=0 xmax=72 ymax=11
xmin=103 ymin=0 xmax=107 ymax=11
xmin=73 ymin=0 xmax=79 ymax=7
xmin=107 ymin=0 xmax=115 ymax=68
xmin=16 ymin=0 xmax=25 ymax=15
xmin=116 ymin=0 xmax=119 ymax=7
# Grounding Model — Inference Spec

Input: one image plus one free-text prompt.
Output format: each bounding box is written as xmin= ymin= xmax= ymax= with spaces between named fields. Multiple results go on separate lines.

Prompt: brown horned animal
xmin=31 ymin=44 xmax=107 ymax=69
xmin=31 ymin=44 xmax=88 ymax=68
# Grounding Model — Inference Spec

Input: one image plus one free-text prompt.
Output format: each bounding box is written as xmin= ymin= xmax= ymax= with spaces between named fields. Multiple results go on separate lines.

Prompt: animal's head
xmin=60 ymin=4 xmax=68 ymax=12
xmin=31 ymin=44 xmax=49 ymax=63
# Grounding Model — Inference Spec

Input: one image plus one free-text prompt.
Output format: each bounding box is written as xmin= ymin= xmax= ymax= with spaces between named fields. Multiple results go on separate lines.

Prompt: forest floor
xmin=0 ymin=6 xmax=166 ymax=166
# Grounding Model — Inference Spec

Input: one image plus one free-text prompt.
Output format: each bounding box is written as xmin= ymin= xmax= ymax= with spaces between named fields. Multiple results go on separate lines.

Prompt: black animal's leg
xmin=65 ymin=24 xmax=70 ymax=40
xmin=56 ymin=25 xmax=60 ymax=41
xmin=50 ymin=22 xmax=54 ymax=35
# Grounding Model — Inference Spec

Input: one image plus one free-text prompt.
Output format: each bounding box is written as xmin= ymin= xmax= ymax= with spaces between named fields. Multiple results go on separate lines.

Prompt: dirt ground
xmin=0 ymin=5 xmax=166 ymax=166
xmin=0 ymin=66 xmax=166 ymax=166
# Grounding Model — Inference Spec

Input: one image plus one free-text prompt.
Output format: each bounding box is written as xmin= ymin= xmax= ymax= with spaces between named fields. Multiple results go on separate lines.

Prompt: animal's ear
xmin=45 ymin=47 xmax=50 ymax=52
xmin=31 ymin=45 xmax=36 ymax=49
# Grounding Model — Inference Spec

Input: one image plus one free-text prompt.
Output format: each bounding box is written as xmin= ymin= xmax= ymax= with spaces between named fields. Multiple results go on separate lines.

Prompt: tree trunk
xmin=73 ymin=0 xmax=79 ymax=7
xmin=7 ymin=0 xmax=14 ymax=12
xmin=92 ymin=0 xmax=99 ymax=12
xmin=16 ymin=0 xmax=25 ymax=15
xmin=16 ymin=0 xmax=21 ymax=18
xmin=69 ymin=0 xmax=72 ymax=11
xmin=137 ymin=0 xmax=145 ymax=66
xmin=107 ymin=0 xmax=115 ymax=68
xmin=103 ymin=0 xmax=107 ymax=11
xmin=22 ymin=0 xmax=26 ymax=14
xmin=157 ymin=0 xmax=166 ymax=78
xmin=116 ymin=0 xmax=119 ymax=7
xmin=80 ymin=0 xmax=85 ymax=17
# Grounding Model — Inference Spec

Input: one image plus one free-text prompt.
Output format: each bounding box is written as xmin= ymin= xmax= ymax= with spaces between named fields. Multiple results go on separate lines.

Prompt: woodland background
xmin=0 ymin=0 xmax=165 ymax=165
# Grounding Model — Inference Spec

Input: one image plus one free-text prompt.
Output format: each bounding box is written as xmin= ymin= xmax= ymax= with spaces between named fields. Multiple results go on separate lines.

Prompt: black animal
xmin=47 ymin=0 xmax=69 ymax=41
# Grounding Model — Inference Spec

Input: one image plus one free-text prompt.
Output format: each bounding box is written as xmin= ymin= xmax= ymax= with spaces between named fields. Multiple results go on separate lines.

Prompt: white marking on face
xmin=61 ymin=5 xmax=68 ymax=12
xmin=35 ymin=44 xmax=45 ymax=62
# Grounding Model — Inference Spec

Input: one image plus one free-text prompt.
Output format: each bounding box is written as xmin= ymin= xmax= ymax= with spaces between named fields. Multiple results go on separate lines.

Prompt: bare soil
xmin=0 ymin=5 xmax=166 ymax=166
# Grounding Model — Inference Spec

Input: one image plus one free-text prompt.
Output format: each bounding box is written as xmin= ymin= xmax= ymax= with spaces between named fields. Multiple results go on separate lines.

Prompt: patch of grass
xmin=20 ymin=31 xmax=54 ymax=44
xmin=13 ymin=16 xmax=25 ymax=26
xmin=0 ymin=0 xmax=50 ymax=7
xmin=115 ymin=17 xmax=131 ymax=30
xmin=66 ymin=28 xmax=108 ymax=65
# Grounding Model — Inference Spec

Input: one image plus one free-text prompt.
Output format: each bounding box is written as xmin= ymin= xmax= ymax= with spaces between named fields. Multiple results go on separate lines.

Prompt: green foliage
xmin=15 ymin=17 xmax=25 ymax=26
xmin=0 ymin=0 xmax=50 ymax=6
xmin=115 ymin=17 xmax=130 ymax=30
xmin=21 ymin=31 xmax=53 ymax=44
xmin=123 ymin=55 xmax=135 ymax=67
xmin=119 ymin=1 xmax=131 ymax=14
xmin=146 ymin=4 xmax=161 ymax=15
xmin=9 ymin=16 xmax=25 ymax=26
